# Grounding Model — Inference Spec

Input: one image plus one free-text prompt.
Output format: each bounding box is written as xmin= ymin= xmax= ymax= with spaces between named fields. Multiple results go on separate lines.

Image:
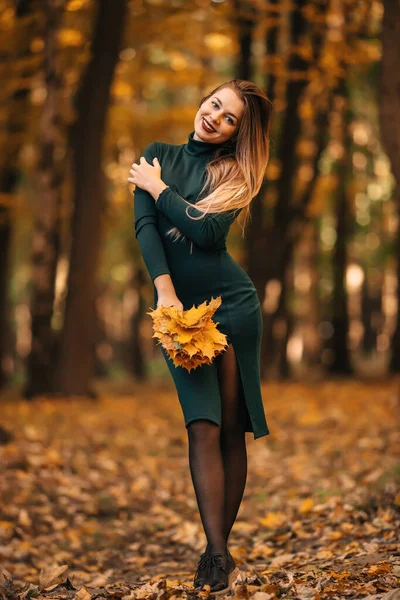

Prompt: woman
xmin=128 ymin=79 xmax=273 ymax=596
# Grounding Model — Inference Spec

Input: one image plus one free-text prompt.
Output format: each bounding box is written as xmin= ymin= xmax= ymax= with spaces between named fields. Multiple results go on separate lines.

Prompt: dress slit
xmin=218 ymin=341 xmax=253 ymax=433
xmin=237 ymin=351 xmax=257 ymax=433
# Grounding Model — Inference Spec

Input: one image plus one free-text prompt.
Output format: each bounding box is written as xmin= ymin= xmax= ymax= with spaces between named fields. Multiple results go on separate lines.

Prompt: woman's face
xmin=193 ymin=87 xmax=244 ymax=144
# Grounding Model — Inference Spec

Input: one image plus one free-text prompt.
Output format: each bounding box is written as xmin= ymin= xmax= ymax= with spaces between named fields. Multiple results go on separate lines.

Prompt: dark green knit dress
xmin=133 ymin=130 xmax=270 ymax=439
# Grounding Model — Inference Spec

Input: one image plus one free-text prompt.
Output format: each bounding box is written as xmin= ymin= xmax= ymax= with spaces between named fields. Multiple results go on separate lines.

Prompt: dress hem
xmin=185 ymin=416 xmax=220 ymax=428
xmin=185 ymin=415 xmax=270 ymax=440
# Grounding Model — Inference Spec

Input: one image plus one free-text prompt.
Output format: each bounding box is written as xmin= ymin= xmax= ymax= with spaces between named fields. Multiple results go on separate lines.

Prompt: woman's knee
xmin=221 ymin=417 xmax=246 ymax=442
xmin=187 ymin=418 xmax=221 ymax=445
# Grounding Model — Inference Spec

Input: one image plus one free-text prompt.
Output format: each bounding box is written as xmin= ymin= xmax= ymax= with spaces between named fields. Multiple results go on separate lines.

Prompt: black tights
xmin=187 ymin=344 xmax=248 ymax=555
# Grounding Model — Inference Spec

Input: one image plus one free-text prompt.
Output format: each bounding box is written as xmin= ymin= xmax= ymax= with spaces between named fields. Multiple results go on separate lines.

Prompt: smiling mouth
xmin=202 ymin=117 xmax=216 ymax=133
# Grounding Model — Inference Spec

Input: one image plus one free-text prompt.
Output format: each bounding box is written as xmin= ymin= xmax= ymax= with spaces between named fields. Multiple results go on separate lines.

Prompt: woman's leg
xmin=218 ymin=344 xmax=248 ymax=544
xmin=187 ymin=345 xmax=247 ymax=554
xmin=187 ymin=419 xmax=227 ymax=554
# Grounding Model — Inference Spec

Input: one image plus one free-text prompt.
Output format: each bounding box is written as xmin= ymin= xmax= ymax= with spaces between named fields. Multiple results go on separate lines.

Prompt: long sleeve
xmin=155 ymin=186 xmax=242 ymax=249
xmin=133 ymin=142 xmax=171 ymax=282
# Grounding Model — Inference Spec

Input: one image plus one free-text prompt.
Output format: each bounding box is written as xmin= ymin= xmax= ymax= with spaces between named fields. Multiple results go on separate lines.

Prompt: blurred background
xmin=0 ymin=0 xmax=398 ymax=398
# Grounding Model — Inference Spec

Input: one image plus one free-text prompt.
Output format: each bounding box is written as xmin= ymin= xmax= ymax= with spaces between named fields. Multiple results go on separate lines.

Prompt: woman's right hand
xmin=157 ymin=293 xmax=184 ymax=312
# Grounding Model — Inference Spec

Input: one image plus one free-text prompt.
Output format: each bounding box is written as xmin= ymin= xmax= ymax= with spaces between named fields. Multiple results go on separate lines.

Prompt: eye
xmin=211 ymin=101 xmax=235 ymax=125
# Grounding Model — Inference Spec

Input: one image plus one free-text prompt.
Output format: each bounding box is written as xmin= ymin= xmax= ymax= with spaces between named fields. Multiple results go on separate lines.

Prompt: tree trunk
xmin=329 ymin=89 xmax=352 ymax=375
xmin=234 ymin=0 xmax=254 ymax=81
xmin=330 ymin=180 xmax=352 ymax=374
xmin=234 ymin=0 xmax=268 ymax=304
xmin=55 ymin=0 xmax=128 ymax=395
xmin=0 ymin=173 xmax=15 ymax=389
xmin=129 ymin=268 xmax=147 ymax=380
xmin=260 ymin=0 xmax=309 ymax=377
xmin=361 ymin=275 xmax=383 ymax=354
xmin=0 ymin=0 xmax=35 ymax=389
xmin=308 ymin=223 xmax=322 ymax=369
xmin=25 ymin=0 xmax=65 ymax=397
xmin=259 ymin=0 xmax=330 ymax=378
xmin=266 ymin=0 xmax=278 ymax=102
xmin=379 ymin=1 xmax=400 ymax=372
xmin=241 ymin=0 xmax=279 ymax=377
xmin=24 ymin=0 xmax=65 ymax=397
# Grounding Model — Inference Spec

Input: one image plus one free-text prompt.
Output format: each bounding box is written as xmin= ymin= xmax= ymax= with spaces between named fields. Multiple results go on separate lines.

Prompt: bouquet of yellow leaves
xmin=146 ymin=296 xmax=228 ymax=372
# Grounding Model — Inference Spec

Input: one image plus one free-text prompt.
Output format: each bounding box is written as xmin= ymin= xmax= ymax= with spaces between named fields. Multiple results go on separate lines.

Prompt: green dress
xmin=133 ymin=130 xmax=270 ymax=439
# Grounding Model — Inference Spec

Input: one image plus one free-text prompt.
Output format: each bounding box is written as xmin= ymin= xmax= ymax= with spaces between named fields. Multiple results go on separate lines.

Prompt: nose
xmin=210 ymin=109 xmax=222 ymax=125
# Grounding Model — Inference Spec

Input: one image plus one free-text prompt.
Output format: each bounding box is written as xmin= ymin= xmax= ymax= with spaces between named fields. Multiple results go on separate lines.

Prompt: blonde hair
xmin=167 ymin=79 xmax=273 ymax=242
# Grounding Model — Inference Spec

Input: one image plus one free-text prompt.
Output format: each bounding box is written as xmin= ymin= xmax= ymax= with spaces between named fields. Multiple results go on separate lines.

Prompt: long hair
xmin=166 ymin=79 xmax=273 ymax=242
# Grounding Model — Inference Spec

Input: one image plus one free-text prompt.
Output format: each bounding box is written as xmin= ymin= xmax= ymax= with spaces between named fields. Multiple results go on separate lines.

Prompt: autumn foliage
xmin=0 ymin=381 xmax=399 ymax=598
xmin=147 ymin=297 xmax=228 ymax=371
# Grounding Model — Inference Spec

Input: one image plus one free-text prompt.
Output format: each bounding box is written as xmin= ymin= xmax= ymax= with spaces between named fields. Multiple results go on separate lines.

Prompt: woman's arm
xmin=133 ymin=142 xmax=170 ymax=282
xmin=133 ymin=143 xmax=181 ymax=306
xmin=147 ymin=184 xmax=242 ymax=249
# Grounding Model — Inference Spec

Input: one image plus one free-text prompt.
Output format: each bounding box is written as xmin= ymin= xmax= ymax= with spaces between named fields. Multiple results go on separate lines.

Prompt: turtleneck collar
xmin=184 ymin=130 xmax=227 ymax=157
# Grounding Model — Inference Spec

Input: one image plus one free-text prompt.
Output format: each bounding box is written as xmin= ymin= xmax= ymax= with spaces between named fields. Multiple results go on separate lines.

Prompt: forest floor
xmin=0 ymin=378 xmax=399 ymax=600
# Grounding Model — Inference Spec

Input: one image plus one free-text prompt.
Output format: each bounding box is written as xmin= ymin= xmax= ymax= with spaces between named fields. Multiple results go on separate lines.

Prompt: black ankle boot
xmin=193 ymin=544 xmax=224 ymax=589
xmin=194 ymin=550 xmax=239 ymax=596
xmin=225 ymin=549 xmax=238 ymax=580
xmin=193 ymin=549 xmax=211 ymax=590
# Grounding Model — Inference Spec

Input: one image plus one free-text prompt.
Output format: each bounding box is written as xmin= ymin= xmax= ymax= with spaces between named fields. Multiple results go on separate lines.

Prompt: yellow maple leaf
xmin=299 ymin=498 xmax=314 ymax=513
xmin=170 ymin=324 xmax=199 ymax=343
xmin=259 ymin=511 xmax=287 ymax=529
xmin=147 ymin=297 xmax=227 ymax=371
xmin=183 ymin=342 xmax=200 ymax=357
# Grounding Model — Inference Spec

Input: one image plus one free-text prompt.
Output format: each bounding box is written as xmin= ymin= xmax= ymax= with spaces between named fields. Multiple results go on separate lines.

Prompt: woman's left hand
xmin=128 ymin=156 xmax=161 ymax=192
